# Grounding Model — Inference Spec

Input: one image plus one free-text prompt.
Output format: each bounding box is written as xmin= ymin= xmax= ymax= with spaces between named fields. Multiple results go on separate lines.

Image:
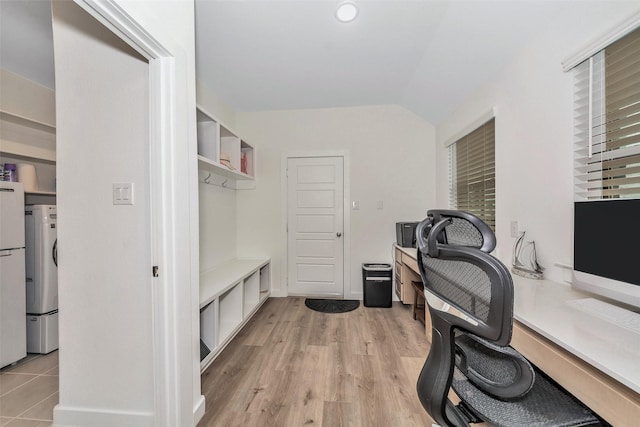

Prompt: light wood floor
xmin=198 ymin=297 xmax=434 ymax=427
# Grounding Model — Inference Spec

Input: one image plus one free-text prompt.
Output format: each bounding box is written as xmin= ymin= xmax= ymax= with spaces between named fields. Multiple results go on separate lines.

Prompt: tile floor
xmin=0 ymin=351 xmax=58 ymax=427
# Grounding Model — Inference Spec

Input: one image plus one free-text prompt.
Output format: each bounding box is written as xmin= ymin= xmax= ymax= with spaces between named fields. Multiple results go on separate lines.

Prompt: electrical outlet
xmin=510 ymin=220 xmax=519 ymax=238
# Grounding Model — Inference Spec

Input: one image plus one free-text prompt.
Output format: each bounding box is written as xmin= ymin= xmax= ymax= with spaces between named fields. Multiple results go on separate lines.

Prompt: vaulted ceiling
xmin=0 ymin=1 xmax=610 ymax=124
xmin=194 ymin=0 xmax=580 ymax=124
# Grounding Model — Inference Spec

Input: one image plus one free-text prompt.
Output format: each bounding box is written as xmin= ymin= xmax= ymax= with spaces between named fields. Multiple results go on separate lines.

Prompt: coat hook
xmin=204 ymin=173 xmax=211 ymax=184
xmin=222 ymin=179 xmax=228 ymax=187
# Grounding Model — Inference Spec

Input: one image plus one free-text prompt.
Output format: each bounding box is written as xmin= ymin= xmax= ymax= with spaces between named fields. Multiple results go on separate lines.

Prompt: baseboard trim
xmin=53 ymin=405 xmax=154 ymax=427
xmin=194 ymin=394 xmax=206 ymax=425
xmin=270 ymin=289 xmax=287 ymax=298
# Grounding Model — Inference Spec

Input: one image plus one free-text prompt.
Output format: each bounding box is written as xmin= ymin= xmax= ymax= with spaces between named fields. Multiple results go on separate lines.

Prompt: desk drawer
xmin=404 ymin=253 xmax=419 ymax=274
xmin=394 ymin=248 xmax=402 ymax=263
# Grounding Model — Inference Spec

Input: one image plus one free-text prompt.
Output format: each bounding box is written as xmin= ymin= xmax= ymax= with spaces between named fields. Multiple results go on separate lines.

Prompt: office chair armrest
xmin=456 ymin=333 xmax=535 ymax=401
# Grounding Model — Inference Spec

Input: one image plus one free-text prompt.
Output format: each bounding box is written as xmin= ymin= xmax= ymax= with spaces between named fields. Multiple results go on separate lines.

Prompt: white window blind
xmin=449 ymin=118 xmax=495 ymax=229
xmin=574 ymin=27 xmax=640 ymax=201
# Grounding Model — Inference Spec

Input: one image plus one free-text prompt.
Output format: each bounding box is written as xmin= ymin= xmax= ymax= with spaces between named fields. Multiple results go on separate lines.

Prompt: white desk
xmin=511 ymin=276 xmax=640 ymax=426
xmin=396 ymin=246 xmax=640 ymax=425
xmin=512 ymin=276 xmax=639 ymax=394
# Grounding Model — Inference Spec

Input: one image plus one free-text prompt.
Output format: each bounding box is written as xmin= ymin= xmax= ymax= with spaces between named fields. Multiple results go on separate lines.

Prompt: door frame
xmin=62 ymin=1 xmax=202 ymax=425
xmin=281 ymin=150 xmax=351 ymax=299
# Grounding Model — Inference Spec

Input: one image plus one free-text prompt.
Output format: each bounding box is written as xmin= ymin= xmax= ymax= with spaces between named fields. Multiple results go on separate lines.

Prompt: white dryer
xmin=25 ymin=204 xmax=58 ymax=354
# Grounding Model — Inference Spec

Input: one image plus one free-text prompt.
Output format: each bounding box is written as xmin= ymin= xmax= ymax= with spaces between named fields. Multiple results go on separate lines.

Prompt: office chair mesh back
xmin=423 ymin=258 xmax=491 ymax=323
xmin=443 ymin=217 xmax=484 ymax=248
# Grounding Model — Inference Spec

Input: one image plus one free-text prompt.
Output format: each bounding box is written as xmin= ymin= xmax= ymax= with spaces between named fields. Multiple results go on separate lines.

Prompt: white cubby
xmin=243 ymin=272 xmax=259 ymax=317
xmin=196 ymin=105 xmax=255 ymax=181
xmin=241 ymin=141 xmax=254 ymax=177
xmin=259 ymin=264 xmax=270 ymax=302
xmin=218 ymin=284 xmax=243 ymax=343
xmin=199 ymin=258 xmax=270 ymax=371
xmin=199 ymin=301 xmax=217 ymax=361
xmin=196 ymin=109 xmax=219 ymax=161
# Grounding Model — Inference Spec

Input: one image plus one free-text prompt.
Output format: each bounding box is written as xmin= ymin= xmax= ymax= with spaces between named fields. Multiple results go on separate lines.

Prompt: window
xmin=449 ymin=118 xmax=495 ymax=229
xmin=574 ymin=26 xmax=640 ymax=201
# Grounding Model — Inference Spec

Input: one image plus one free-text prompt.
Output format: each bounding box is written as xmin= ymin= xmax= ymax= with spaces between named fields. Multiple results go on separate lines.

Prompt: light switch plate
xmin=113 ymin=183 xmax=134 ymax=205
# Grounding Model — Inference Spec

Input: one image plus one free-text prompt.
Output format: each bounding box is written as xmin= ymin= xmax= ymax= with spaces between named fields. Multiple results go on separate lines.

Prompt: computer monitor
xmin=573 ymin=199 xmax=640 ymax=310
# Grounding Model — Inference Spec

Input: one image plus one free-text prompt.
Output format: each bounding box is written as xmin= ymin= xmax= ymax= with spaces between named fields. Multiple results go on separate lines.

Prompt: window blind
xmin=574 ymin=27 xmax=640 ymax=200
xmin=449 ymin=118 xmax=495 ymax=229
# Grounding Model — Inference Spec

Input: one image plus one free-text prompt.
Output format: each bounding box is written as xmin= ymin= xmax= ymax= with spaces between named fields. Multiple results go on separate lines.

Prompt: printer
xmin=396 ymin=222 xmax=419 ymax=248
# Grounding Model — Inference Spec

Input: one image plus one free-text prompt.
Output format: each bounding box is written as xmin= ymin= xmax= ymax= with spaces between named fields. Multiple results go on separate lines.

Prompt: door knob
xmin=337 ymin=232 xmax=342 ymax=237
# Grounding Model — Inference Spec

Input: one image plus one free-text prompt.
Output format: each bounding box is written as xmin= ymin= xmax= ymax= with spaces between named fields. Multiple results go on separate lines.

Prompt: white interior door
xmin=287 ymin=156 xmax=344 ymax=298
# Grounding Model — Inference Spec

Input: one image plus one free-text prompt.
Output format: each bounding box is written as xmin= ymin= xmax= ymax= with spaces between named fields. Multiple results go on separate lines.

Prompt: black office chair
xmin=415 ymin=210 xmax=601 ymax=427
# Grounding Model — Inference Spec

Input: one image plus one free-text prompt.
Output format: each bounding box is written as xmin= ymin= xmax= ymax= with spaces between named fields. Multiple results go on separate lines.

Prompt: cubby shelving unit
xmin=259 ymin=264 xmax=270 ymax=302
xmin=199 ymin=258 xmax=270 ymax=371
xmin=196 ymin=105 xmax=255 ymax=182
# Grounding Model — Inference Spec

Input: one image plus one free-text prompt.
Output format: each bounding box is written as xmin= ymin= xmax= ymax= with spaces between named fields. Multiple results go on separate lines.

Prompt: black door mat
xmin=304 ymin=298 xmax=360 ymax=313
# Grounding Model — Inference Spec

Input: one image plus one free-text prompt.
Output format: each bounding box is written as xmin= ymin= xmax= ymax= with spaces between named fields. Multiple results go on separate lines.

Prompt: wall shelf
xmin=198 ymin=155 xmax=254 ymax=181
xmin=196 ymin=105 xmax=255 ymax=182
xmin=0 ymin=141 xmax=56 ymax=163
xmin=0 ymin=110 xmax=56 ymax=131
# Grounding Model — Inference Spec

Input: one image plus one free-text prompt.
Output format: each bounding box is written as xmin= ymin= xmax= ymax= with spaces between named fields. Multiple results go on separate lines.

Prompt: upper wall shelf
xmin=198 ymin=155 xmax=254 ymax=181
xmin=196 ymin=105 xmax=254 ymax=182
xmin=0 ymin=110 xmax=56 ymax=131
xmin=0 ymin=110 xmax=56 ymax=163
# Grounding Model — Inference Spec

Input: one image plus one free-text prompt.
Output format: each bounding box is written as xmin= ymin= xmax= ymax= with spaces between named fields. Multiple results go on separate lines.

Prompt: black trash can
xmin=362 ymin=263 xmax=393 ymax=307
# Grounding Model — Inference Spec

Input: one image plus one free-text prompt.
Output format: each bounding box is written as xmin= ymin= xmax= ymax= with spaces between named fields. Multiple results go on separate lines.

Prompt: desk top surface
xmin=395 ymin=245 xmax=640 ymax=394
xmin=512 ymin=275 xmax=640 ymax=394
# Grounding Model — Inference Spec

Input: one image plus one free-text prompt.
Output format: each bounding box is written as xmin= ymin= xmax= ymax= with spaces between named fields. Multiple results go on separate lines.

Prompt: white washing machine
xmin=25 ymin=205 xmax=58 ymax=354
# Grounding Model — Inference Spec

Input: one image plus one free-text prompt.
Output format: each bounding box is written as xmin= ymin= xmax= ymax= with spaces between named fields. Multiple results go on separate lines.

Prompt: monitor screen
xmin=574 ymin=199 xmax=640 ymax=308
xmin=574 ymin=199 xmax=640 ymax=286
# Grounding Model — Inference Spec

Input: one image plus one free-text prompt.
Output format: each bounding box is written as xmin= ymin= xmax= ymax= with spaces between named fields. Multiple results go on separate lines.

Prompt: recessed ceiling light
xmin=336 ymin=2 xmax=358 ymax=23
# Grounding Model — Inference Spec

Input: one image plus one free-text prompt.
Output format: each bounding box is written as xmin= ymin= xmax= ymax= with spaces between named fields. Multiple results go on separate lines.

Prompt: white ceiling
xmin=0 ymin=1 xmax=603 ymax=124
xmin=194 ymin=0 xmax=578 ymax=124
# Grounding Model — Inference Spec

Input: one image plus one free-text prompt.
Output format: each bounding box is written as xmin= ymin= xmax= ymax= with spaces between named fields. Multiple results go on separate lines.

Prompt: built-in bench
xmin=199 ymin=258 xmax=270 ymax=371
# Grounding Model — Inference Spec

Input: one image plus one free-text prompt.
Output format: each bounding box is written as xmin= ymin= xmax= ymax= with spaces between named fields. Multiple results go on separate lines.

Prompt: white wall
xmin=52 ymin=1 xmax=154 ymax=423
xmin=435 ymin=3 xmax=640 ymax=283
xmin=199 ymin=182 xmax=237 ymax=271
xmin=197 ymin=82 xmax=240 ymax=272
xmin=197 ymin=81 xmax=236 ymax=131
xmin=236 ymin=105 xmax=435 ymax=299
xmin=52 ymin=0 xmax=200 ymax=426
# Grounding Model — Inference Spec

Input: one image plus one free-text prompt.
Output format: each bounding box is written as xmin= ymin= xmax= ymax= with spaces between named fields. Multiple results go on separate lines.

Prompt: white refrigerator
xmin=0 ymin=181 xmax=27 ymax=368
